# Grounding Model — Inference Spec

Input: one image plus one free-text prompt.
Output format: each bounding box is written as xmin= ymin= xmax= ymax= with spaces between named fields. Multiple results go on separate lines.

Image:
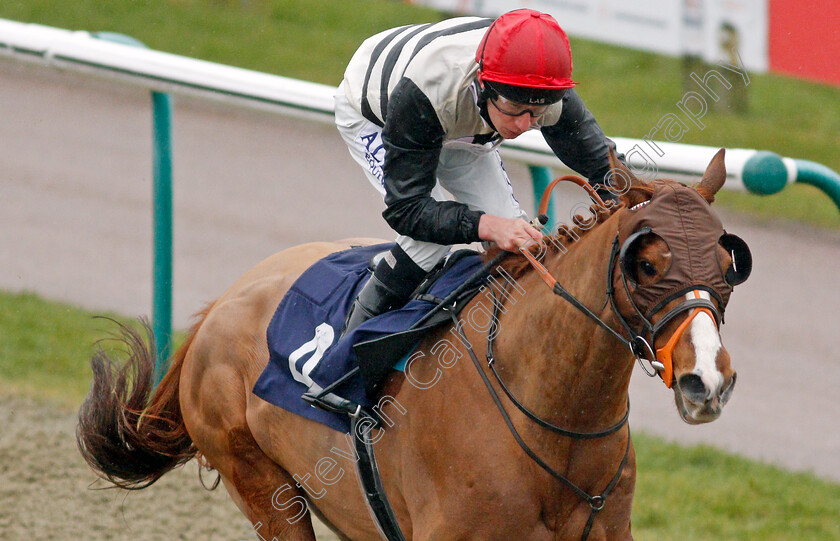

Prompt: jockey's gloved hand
xmin=477 ymin=214 xmax=543 ymax=252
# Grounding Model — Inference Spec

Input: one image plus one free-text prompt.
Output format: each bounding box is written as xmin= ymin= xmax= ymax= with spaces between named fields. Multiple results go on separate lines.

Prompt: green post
xmin=151 ymin=92 xmax=173 ymax=383
xmin=528 ymin=165 xmax=557 ymax=232
xmin=93 ymin=32 xmax=173 ymax=383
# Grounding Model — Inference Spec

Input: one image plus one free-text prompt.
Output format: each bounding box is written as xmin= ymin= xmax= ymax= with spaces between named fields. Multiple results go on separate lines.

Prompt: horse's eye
xmin=639 ymin=260 xmax=657 ymax=277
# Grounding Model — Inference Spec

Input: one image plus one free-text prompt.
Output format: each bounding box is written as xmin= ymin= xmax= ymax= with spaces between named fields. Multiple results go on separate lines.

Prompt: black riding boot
xmin=303 ymin=246 xmax=427 ymax=416
xmin=341 ymin=245 xmax=428 ymax=338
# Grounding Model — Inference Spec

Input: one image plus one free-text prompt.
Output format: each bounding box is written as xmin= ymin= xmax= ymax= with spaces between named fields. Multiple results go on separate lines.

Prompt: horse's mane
xmin=483 ymin=182 xmax=656 ymax=280
xmin=482 ymin=203 xmax=616 ymax=280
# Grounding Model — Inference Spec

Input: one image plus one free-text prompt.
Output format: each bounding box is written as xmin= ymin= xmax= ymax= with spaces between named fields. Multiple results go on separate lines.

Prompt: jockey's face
xmin=486 ymin=93 xmax=545 ymax=140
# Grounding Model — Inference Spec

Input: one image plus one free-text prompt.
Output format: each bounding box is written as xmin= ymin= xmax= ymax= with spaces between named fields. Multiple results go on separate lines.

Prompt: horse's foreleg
xmin=215 ymin=425 xmax=317 ymax=540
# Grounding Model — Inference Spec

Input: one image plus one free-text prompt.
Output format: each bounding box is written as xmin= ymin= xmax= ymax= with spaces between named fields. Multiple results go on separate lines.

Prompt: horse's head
xmin=608 ymin=149 xmax=752 ymax=424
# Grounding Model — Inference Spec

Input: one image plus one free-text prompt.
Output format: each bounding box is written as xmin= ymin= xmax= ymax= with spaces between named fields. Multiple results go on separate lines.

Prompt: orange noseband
xmin=654 ymin=290 xmax=718 ymax=388
xmin=523 ymin=176 xmax=724 ymax=390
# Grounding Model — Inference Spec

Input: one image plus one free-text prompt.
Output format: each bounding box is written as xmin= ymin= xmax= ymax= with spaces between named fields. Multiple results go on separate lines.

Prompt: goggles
xmin=489 ymin=93 xmax=550 ymax=120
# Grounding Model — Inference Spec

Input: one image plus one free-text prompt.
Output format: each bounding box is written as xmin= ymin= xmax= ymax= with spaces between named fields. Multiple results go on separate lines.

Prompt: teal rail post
xmin=741 ymin=150 xmax=840 ymax=213
xmin=151 ymin=92 xmax=173 ymax=382
xmin=93 ymin=32 xmax=173 ymax=383
xmin=529 ymin=165 xmax=557 ymax=232
xmin=793 ymin=159 xmax=840 ymax=211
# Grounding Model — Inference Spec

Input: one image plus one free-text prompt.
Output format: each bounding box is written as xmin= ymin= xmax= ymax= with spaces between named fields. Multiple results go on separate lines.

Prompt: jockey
xmin=335 ymin=8 xmax=622 ymax=337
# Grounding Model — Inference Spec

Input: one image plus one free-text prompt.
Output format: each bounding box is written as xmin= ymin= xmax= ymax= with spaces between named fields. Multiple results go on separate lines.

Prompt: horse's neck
xmin=493 ymin=216 xmax=632 ymax=431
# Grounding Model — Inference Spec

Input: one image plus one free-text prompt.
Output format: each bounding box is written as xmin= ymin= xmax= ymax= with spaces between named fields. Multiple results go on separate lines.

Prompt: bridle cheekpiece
xmin=522 ymin=176 xmax=751 ymax=387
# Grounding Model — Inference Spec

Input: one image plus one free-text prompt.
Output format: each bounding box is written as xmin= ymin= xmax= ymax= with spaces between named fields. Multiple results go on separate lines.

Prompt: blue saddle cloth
xmin=252 ymin=243 xmax=487 ymax=432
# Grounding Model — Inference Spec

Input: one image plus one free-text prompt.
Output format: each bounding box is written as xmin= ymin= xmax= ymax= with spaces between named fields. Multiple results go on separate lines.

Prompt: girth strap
xmin=350 ymin=412 xmax=407 ymax=541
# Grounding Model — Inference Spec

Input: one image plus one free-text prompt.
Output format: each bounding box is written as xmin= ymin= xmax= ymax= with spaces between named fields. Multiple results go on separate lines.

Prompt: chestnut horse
xmin=78 ymin=150 xmax=747 ymax=540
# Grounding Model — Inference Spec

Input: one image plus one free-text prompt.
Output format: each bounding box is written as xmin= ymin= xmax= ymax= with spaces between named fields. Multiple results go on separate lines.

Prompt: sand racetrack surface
xmin=0 ymin=394 xmax=340 ymax=541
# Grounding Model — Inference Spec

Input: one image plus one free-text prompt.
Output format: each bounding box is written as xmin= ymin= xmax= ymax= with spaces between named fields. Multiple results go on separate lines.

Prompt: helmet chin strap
xmin=474 ymin=77 xmax=498 ymax=131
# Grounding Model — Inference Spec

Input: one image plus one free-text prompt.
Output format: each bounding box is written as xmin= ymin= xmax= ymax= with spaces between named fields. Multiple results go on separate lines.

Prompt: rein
xmin=449 ymin=286 xmax=630 ymax=541
xmin=521 ymin=177 xmax=653 ymax=368
xmin=352 ymin=176 xmax=723 ymax=539
xmin=525 ymin=176 xmax=721 ymax=388
xmin=485 ymin=287 xmax=629 ymax=440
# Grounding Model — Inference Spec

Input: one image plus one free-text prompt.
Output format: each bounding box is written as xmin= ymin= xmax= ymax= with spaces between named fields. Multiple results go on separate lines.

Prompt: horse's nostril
xmin=720 ymin=372 xmax=737 ymax=405
xmin=678 ymin=373 xmax=708 ymax=403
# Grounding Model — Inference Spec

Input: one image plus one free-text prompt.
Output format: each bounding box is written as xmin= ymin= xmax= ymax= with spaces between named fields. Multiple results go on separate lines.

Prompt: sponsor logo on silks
xmin=288 ymin=322 xmax=335 ymax=387
xmin=528 ymin=97 xmax=547 ymax=104
xmin=359 ymin=131 xmax=385 ymax=186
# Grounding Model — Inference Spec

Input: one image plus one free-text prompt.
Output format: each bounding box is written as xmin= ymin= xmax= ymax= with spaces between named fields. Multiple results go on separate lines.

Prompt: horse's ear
xmin=608 ymin=147 xmax=650 ymax=208
xmin=696 ymin=148 xmax=727 ymax=203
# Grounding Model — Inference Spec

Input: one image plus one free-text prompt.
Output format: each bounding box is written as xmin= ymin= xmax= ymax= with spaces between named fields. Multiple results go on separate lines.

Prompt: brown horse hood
xmin=617 ymin=180 xmax=733 ymax=317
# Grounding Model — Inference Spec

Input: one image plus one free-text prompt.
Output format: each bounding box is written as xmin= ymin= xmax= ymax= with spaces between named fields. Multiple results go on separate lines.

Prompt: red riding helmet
xmin=476 ymin=9 xmax=577 ymax=105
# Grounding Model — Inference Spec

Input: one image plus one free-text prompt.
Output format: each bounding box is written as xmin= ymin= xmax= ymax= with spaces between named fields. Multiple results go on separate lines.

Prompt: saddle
xmin=300 ymin=246 xmax=489 ymax=421
xmin=252 ymin=243 xmax=494 ymax=432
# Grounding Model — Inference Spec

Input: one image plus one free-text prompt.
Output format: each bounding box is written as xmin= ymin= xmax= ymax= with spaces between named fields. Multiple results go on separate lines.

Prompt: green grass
xmin=0 ymin=291 xmax=113 ymax=406
xmin=632 ymin=433 xmax=840 ymax=540
xmin=2 ymin=0 xmax=839 ymax=227
xmin=0 ymin=291 xmax=182 ymax=407
xmin=567 ymin=41 xmax=840 ymax=230
xmin=1 ymin=289 xmax=839 ymax=539
xmin=0 ymin=0 xmax=444 ymax=86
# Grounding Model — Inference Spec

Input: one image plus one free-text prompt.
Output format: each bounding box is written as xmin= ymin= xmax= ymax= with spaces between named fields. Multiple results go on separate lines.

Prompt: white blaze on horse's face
xmin=689 ymin=291 xmax=723 ymax=394
xmin=675 ymin=291 xmax=736 ymax=424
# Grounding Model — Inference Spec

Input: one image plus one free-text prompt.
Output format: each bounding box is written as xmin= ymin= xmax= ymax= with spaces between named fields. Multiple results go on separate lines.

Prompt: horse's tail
xmin=76 ymin=306 xmax=212 ymax=490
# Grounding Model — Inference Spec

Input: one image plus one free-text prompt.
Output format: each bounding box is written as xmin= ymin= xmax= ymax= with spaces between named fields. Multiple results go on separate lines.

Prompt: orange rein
xmin=522 ymin=175 xmax=610 ymax=289
xmin=521 ymin=176 xmax=716 ymax=388
xmin=537 ymin=174 xmax=609 ymax=216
